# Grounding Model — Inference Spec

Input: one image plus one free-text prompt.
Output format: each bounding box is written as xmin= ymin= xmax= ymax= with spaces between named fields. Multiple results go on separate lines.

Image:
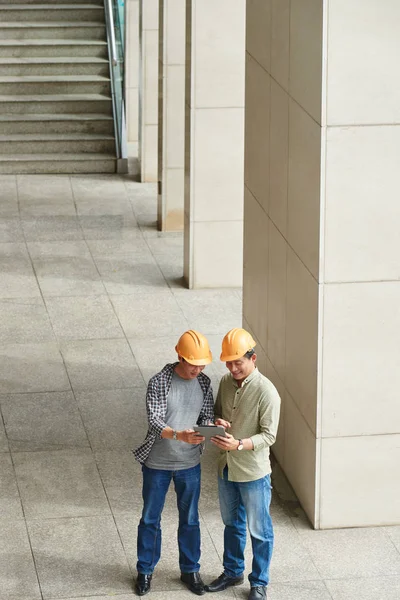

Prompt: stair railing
xmin=104 ymin=0 xmax=128 ymax=172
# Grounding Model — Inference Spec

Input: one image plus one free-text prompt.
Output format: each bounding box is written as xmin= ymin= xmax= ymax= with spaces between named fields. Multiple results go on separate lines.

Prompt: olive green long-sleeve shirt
xmin=215 ymin=367 xmax=281 ymax=482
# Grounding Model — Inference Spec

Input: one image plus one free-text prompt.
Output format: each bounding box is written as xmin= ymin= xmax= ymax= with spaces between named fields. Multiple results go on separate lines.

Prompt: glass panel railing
xmin=116 ymin=0 xmax=125 ymax=53
xmin=104 ymin=0 xmax=127 ymax=169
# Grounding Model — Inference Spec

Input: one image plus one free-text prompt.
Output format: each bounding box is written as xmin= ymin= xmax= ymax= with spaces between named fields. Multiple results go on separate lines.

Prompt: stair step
xmin=0 ymin=153 xmax=116 ymax=174
xmin=0 ymin=74 xmax=110 ymax=94
xmin=0 ymin=5 xmax=105 ymax=22
xmin=0 ymin=0 xmax=104 ymax=4
xmin=0 ymin=113 xmax=114 ymax=134
xmin=0 ymin=133 xmax=115 ymax=154
xmin=0 ymin=0 xmax=117 ymax=175
xmin=0 ymin=57 xmax=109 ymax=76
xmin=0 ymin=22 xmax=106 ymax=40
xmin=0 ymin=93 xmax=112 ymax=114
xmin=0 ymin=39 xmax=108 ymax=58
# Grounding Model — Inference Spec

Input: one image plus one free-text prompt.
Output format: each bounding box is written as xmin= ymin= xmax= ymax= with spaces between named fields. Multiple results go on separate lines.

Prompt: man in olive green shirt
xmin=205 ymin=328 xmax=280 ymax=600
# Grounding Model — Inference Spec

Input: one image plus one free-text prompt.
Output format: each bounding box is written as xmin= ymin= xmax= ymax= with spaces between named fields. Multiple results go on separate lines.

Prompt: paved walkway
xmin=0 ymin=173 xmax=399 ymax=600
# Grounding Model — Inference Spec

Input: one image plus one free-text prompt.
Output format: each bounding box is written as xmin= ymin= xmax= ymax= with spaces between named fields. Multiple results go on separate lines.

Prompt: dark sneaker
xmin=205 ymin=572 xmax=244 ymax=592
xmin=181 ymin=572 xmax=206 ymax=595
xmin=248 ymin=586 xmax=267 ymax=600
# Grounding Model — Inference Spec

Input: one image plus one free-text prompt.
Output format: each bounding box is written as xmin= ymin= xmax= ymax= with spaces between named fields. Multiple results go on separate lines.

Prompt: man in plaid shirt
xmin=133 ymin=330 xmax=214 ymax=597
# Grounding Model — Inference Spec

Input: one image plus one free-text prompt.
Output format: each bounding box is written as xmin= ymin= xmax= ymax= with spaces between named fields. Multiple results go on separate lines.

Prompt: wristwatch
xmin=172 ymin=430 xmax=178 ymax=440
xmin=237 ymin=439 xmax=244 ymax=451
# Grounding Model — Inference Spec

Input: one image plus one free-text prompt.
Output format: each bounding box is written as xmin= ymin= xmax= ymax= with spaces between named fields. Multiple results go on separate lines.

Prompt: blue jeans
xmin=218 ymin=467 xmax=274 ymax=587
xmin=137 ymin=464 xmax=201 ymax=575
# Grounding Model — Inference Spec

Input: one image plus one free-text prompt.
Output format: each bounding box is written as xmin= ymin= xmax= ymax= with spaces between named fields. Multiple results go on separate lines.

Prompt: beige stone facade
xmin=124 ymin=0 xmax=400 ymax=528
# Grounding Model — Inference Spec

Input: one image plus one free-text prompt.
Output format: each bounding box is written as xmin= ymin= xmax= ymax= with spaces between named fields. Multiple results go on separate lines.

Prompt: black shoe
xmin=248 ymin=586 xmax=267 ymax=600
xmin=205 ymin=572 xmax=244 ymax=592
xmin=181 ymin=572 xmax=206 ymax=595
xmin=135 ymin=573 xmax=152 ymax=596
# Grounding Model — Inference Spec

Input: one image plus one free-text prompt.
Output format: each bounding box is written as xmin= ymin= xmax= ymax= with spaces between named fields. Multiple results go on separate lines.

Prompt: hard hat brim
xmin=184 ymin=356 xmax=212 ymax=366
xmin=220 ymin=352 xmax=246 ymax=362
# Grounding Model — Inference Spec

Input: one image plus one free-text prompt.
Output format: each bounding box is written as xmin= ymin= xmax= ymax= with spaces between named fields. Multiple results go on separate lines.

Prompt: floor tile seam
xmin=7 ymin=439 xmax=135 ymax=451
xmin=51 ymin=338 xmax=144 ymax=446
xmin=287 ymin=522 xmax=328 ymax=582
xmin=122 ymin=177 xmax=153 ymax=207
xmin=15 ymin=448 xmax=115 ymax=521
xmin=44 ymin=326 xmax=95 ymax=456
xmin=129 ymin=196 xmax=158 ymax=209
xmin=44 ymin=595 xmax=135 ymax=600
xmin=323 ymin=574 xmax=400 ymax=583
xmin=98 ymin=283 xmax=148 ymax=386
xmin=138 ymin=221 xmax=186 ymax=296
xmin=36 ymin=292 xmax=116 ymax=301
xmin=0 ymin=333 xmax=129 ymax=345
xmin=0 ymin=295 xmax=46 ymax=306
xmin=137 ymin=226 xmax=191 ymax=317
xmin=10 ymin=446 xmax=94 ymax=455
xmin=19 ymin=509 xmax=116 ymax=523
xmin=76 ymin=385 xmax=146 ymax=395
xmin=271 ymin=574 xmax=327 ymax=584
xmin=91 ymin=449 xmax=136 ymax=580
xmin=384 ymin=529 xmax=400 ymax=560
xmin=80 ymin=232 xmax=139 ymax=353
xmin=0 ymin=403 xmax=11 ymax=455
xmin=78 ymin=202 xmax=157 ymax=374
xmin=321 ymin=579 xmax=335 ymax=600
xmin=0 ymin=380 xmax=72 ymax=393
xmin=0 ymin=329 xmax=129 ymax=346
xmin=25 ymin=513 xmax=121 ymax=525
xmin=18 ymin=210 xmax=64 ymax=352
xmin=104 ymin=175 xmax=138 ymax=221
xmin=9 ymin=443 xmax=95 ymax=455
xmin=110 ymin=512 xmax=136 ymax=580
xmin=90 ymin=254 xmax=162 ymax=271
xmin=70 ymin=176 xmax=116 ymax=298
xmin=63 ymin=384 xmax=141 ymax=394
xmin=53 ymin=333 xmax=128 ymax=344
xmin=68 ymin=174 xmax=84 ymax=218
xmin=14 ymin=173 xmax=22 ymax=220
xmin=6 ymin=444 xmax=45 ymax=599
xmin=268 ymin=578 xmax=330 ymax=585
xmin=198 ymin=506 xmax=223 ymax=563
xmin=0 ymin=388 xmax=136 ymax=401
xmin=105 ymin=285 xmax=190 ymax=375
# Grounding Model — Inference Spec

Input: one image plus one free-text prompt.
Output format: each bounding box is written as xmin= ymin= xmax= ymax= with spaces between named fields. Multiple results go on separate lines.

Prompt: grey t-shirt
xmin=145 ymin=371 xmax=204 ymax=470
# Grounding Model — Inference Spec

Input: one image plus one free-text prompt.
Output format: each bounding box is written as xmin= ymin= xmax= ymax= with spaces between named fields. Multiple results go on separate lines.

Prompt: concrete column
xmin=138 ymin=0 xmax=159 ymax=181
xmin=157 ymin=0 xmax=185 ymax=231
xmin=244 ymin=0 xmax=400 ymax=528
xmin=184 ymin=0 xmax=245 ymax=288
xmin=125 ymin=0 xmax=139 ymax=157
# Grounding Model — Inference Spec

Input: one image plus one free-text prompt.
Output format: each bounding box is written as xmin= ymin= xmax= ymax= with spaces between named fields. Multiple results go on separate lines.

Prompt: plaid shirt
xmin=133 ymin=363 xmax=214 ymax=464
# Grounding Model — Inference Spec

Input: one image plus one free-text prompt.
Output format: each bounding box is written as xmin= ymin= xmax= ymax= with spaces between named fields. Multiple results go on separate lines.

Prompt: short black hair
xmin=244 ymin=348 xmax=255 ymax=359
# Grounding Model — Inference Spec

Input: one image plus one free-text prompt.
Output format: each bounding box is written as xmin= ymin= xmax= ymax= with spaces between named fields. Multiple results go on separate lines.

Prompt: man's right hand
xmin=215 ymin=418 xmax=230 ymax=429
xmin=178 ymin=429 xmax=206 ymax=444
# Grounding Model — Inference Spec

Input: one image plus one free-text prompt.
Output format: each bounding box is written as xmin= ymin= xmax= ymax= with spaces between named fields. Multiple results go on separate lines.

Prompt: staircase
xmin=0 ymin=0 xmax=117 ymax=173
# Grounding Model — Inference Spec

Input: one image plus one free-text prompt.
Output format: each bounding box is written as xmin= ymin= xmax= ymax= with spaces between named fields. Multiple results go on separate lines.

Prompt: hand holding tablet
xmin=193 ymin=425 xmax=227 ymax=440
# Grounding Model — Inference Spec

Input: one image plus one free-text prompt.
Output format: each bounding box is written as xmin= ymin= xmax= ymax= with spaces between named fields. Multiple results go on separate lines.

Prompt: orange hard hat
xmin=175 ymin=330 xmax=212 ymax=366
xmin=220 ymin=328 xmax=256 ymax=361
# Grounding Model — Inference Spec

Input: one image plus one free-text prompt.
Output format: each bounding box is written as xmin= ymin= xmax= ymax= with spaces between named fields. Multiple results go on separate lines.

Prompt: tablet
xmin=193 ymin=425 xmax=227 ymax=439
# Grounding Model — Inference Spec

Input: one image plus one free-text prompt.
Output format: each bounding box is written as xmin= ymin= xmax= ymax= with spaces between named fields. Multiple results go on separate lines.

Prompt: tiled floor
xmin=0 ymin=173 xmax=399 ymax=600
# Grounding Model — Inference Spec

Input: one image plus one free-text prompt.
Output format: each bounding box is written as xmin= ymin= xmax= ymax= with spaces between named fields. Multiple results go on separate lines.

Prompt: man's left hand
xmin=180 ymin=429 xmax=205 ymax=444
xmin=210 ymin=432 xmax=238 ymax=451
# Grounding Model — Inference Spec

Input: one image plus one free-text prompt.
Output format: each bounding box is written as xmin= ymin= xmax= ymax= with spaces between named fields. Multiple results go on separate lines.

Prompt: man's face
xmin=179 ymin=357 xmax=205 ymax=379
xmin=226 ymin=354 xmax=256 ymax=381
